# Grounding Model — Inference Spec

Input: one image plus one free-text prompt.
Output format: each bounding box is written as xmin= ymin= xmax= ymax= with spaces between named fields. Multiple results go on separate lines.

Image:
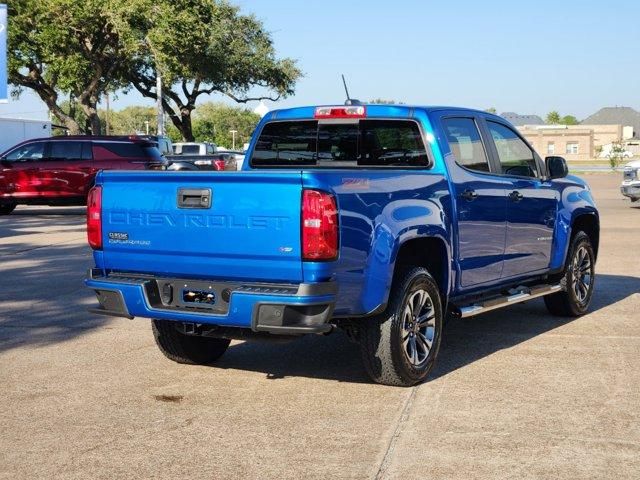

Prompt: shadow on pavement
xmin=0 ymin=208 xmax=86 ymax=241
xmin=212 ymin=273 xmax=640 ymax=384
xmin=431 ymin=273 xmax=640 ymax=380
xmin=1 ymin=212 xmax=638 ymax=386
xmin=0 ymin=239 xmax=103 ymax=354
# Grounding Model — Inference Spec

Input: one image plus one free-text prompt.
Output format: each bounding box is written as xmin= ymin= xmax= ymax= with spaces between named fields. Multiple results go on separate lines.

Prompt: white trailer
xmin=0 ymin=118 xmax=52 ymax=154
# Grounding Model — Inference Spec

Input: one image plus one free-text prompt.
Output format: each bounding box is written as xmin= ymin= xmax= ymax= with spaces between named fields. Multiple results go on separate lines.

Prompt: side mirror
xmin=546 ymin=156 xmax=568 ymax=179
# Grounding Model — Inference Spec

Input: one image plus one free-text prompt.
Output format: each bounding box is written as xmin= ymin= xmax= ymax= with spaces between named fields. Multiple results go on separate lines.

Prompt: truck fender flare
xmin=391 ymin=228 xmax=452 ymax=290
xmin=354 ymin=195 xmax=451 ymax=314
xmin=552 ymin=206 xmax=599 ymax=271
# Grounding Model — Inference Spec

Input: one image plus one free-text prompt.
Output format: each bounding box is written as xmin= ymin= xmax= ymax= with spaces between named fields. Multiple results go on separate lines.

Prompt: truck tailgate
xmin=98 ymin=171 xmax=303 ymax=282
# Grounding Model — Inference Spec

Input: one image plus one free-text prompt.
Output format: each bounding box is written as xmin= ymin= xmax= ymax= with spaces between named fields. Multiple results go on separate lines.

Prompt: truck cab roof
xmin=265 ymin=104 xmax=496 ymax=121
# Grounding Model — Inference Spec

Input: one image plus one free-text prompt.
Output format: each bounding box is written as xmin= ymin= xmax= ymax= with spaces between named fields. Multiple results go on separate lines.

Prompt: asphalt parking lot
xmin=1 ymin=173 xmax=639 ymax=480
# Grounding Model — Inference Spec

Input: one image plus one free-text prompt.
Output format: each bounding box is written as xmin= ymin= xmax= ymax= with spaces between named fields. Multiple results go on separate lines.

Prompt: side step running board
xmin=454 ymin=284 xmax=563 ymax=318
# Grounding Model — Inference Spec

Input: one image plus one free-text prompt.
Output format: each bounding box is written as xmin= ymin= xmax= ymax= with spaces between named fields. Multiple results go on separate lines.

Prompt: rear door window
xmin=442 ymin=118 xmax=490 ymax=173
xmin=251 ymin=120 xmax=429 ymax=167
xmin=50 ymin=141 xmax=83 ymax=161
xmin=81 ymin=142 xmax=93 ymax=160
xmin=94 ymin=142 xmax=162 ymax=160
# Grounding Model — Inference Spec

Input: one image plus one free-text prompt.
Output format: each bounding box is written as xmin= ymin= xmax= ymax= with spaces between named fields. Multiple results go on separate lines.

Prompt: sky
xmin=1 ymin=0 xmax=639 ymax=121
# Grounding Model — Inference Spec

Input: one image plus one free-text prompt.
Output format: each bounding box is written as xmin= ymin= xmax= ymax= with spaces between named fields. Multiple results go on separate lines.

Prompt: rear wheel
xmin=544 ymin=231 xmax=595 ymax=316
xmin=152 ymin=320 xmax=230 ymax=365
xmin=359 ymin=267 xmax=443 ymax=387
xmin=0 ymin=203 xmax=16 ymax=215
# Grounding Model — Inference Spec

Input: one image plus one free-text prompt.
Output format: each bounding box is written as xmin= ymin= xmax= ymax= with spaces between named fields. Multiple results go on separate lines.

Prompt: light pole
xmin=145 ymin=121 xmax=150 ymax=136
xmin=229 ymin=129 xmax=238 ymax=150
xmin=104 ymin=93 xmax=110 ymax=135
xmin=156 ymin=70 xmax=164 ymax=136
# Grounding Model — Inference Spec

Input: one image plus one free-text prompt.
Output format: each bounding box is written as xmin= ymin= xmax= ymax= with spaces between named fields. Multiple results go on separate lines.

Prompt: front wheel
xmin=544 ymin=231 xmax=596 ymax=316
xmin=359 ymin=267 xmax=443 ymax=387
xmin=152 ymin=320 xmax=230 ymax=365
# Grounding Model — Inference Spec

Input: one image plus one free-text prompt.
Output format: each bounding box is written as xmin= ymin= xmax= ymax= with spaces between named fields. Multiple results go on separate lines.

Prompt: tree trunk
xmin=79 ymin=97 xmax=102 ymax=135
xmin=63 ymin=117 xmax=83 ymax=135
xmin=88 ymin=112 xmax=102 ymax=136
xmin=167 ymin=107 xmax=195 ymax=141
xmin=131 ymin=78 xmax=197 ymax=140
xmin=44 ymin=96 xmax=82 ymax=135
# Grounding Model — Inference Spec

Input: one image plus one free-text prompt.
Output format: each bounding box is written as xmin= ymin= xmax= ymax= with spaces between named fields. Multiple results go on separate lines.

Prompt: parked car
xmin=621 ymin=160 xmax=640 ymax=202
xmin=159 ymin=152 xmax=238 ymax=171
xmin=85 ymin=104 xmax=599 ymax=386
xmin=135 ymin=135 xmax=174 ymax=157
xmin=173 ymin=142 xmax=217 ymax=155
xmin=0 ymin=136 xmax=163 ymax=215
xmin=600 ymin=149 xmax=634 ymax=159
xmin=225 ymin=150 xmax=246 ymax=171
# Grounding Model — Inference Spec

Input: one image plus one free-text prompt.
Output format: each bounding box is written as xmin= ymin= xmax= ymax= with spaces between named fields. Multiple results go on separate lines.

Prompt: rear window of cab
xmin=251 ymin=120 xmax=429 ymax=168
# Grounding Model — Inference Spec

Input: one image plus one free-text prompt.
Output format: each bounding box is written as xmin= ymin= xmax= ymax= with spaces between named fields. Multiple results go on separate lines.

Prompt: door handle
xmin=508 ymin=190 xmax=524 ymax=202
xmin=177 ymin=188 xmax=212 ymax=209
xmin=460 ymin=189 xmax=478 ymax=201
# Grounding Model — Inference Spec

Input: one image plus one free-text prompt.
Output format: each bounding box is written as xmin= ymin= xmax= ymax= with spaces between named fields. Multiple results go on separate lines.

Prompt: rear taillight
xmin=213 ymin=159 xmax=226 ymax=170
xmin=87 ymin=186 xmax=102 ymax=250
xmin=302 ymin=189 xmax=338 ymax=261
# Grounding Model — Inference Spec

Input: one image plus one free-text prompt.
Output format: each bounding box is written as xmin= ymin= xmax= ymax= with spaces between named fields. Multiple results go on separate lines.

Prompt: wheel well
xmin=572 ymin=213 xmax=600 ymax=259
xmin=394 ymin=238 xmax=449 ymax=296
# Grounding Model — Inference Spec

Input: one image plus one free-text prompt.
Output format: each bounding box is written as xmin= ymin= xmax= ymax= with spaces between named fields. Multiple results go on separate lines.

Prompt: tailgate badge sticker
xmin=107 ymin=232 xmax=151 ymax=246
xmin=108 ymin=232 xmax=129 ymax=241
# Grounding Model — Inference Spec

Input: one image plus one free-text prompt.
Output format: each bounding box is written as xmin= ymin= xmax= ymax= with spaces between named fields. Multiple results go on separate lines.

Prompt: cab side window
xmin=442 ymin=117 xmax=490 ymax=173
xmin=50 ymin=141 xmax=83 ymax=161
xmin=486 ymin=121 xmax=539 ymax=178
xmin=4 ymin=142 xmax=46 ymax=162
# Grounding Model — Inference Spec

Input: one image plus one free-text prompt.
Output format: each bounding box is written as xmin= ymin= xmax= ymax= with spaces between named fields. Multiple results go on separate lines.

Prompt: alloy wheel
xmin=571 ymin=245 xmax=593 ymax=304
xmin=401 ymin=289 xmax=436 ymax=367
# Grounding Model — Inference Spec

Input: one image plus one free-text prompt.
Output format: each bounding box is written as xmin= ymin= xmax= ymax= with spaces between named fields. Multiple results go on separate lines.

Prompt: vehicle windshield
xmin=251 ymin=120 xmax=429 ymax=167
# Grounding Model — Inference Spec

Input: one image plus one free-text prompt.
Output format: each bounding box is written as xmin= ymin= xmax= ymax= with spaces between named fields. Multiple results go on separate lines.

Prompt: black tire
xmin=0 ymin=203 xmax=16 ymax=215
xmin=359 ymin=267 xmax=443 ymax=387
xmin=544 ymin=231 xmax=595 ymax=317
xmin=152 ymin=320 xmax=230 ymax=365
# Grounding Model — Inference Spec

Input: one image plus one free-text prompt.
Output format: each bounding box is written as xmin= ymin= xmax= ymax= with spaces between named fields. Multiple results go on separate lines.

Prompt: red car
xmin=0 ymin=136 xmax=163 ymax=215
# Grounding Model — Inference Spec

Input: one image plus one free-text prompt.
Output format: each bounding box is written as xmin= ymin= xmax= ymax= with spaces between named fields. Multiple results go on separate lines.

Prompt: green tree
xmin=608 ymin=141 xmax=625 ymax=170
xmin=561 ymin=115 xmax=579 ymax=125
xmin=485 ymin=107 xmax=497 ymax=114
xmin=108 ymin=106 xmax=157 ymax=135
xmin=127 ymin=0 xmax=300 ymax=141
xmin=190 ymin=102 xmax=260 ymax=148
xmin=8 ymin=0 xmax=136 ymax=134
xmin=8 ymin=0 xmax=298 ymax=140
xmin=546 ymin=111 xmax=561 ymax=124
xmin=594 ymin=145 xmax=603 ymax=158
xmin=546 ymin=111 xmax=579 ymax=125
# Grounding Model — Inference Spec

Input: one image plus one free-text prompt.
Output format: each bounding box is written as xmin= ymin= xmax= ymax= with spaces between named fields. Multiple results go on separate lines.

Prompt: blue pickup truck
xmin=85 ymin=104 xmax=599 ymax=386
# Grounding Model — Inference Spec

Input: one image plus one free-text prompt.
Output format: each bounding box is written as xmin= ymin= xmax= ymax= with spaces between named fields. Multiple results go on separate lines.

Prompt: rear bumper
xmin=85 ymin=269 xmax=336 ymax=335
xmin=621 ymin=182 xmax=640 ymax=199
